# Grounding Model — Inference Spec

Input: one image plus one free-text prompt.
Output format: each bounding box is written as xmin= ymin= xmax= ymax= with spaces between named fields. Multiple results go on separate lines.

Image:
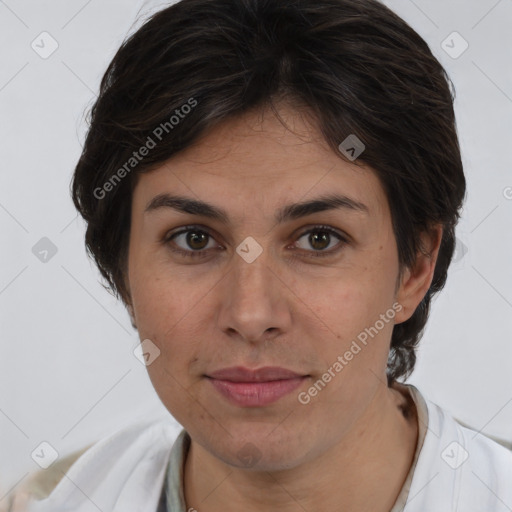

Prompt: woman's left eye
xmin=164 ymin=225 xmax=347 ymax=259
xmin=292 ymin=226 xmax=347 ymax=258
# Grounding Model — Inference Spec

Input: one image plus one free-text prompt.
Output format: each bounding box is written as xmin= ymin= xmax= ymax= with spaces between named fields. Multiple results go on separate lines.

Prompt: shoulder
xmin=430 ymin=395 xmax=512 ymax=473
xmin=455 ymin=413 xmax=512 ymax=510
xmin=8 ymin=417 xmax=182 ymax=512
xmin=1 ymin=447 xmax=91 ymax=512
xmin=405 ymin=385 xmax=512 ymax=511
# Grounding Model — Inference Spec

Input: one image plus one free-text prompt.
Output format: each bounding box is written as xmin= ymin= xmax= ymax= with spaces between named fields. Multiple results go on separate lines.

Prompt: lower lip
xmin=207 ymin=377 xmax=307 ymax=407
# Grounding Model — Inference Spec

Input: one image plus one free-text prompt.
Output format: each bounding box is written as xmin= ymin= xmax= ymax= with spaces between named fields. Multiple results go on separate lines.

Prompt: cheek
xmin=131 ymin=275 xmax=203 ymax=412
xmin=305 ymin=257 xmax=398 ymax=377
xmin=129 ymin=268 xmax=210 ymax=367
xmin=130 ymin=260 xmax=195 ymax=333
xmin=311 ymin=260 xmax=395 ymax=330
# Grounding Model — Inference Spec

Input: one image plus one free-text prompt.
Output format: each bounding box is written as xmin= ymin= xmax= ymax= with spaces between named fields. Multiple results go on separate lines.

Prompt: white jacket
xmin=23 ymin=418 xmax=176 ymax=512
xmin=13 ymin=387 xmax=512 ymax=511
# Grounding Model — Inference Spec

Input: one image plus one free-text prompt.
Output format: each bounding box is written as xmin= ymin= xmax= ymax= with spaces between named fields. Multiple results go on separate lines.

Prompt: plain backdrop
xmin=1 ymin=0 xmax=511 ymax=498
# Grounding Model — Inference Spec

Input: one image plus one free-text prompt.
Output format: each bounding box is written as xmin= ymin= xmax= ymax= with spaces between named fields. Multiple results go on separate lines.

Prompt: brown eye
xmin=293 ymin=226 xmax=348 ymax=258
xmin=166 ymin=227 xmax=219 ymax=259
xmin=185 ymin=231 xmax=209 ymax=250
xmin=308 ymin=231 xmax=331 ymax=250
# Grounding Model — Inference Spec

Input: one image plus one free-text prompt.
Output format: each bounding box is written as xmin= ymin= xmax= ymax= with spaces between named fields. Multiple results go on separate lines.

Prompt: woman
xmin=13 ymin=0 xmax=512 ymax=510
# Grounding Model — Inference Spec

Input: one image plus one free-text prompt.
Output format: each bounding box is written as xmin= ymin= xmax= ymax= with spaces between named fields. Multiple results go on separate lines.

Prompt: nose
xmin=216 ymin=246 xmax=292 ymax=344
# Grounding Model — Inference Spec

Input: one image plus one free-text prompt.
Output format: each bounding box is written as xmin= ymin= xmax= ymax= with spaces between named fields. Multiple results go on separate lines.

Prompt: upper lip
xmin=207 ymin=366 xmax=306 ymax=382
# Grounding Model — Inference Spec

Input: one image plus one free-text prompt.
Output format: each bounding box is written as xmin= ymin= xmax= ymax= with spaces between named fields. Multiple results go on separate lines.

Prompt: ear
xmin=394 ymin=224 xmax=443 ymax=324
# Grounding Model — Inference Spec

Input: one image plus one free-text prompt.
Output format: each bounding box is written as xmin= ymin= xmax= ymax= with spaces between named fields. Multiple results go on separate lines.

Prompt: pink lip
xmin=208 ymin=366 xmax=304 ymax=382
xmin=206 ymin=366 xmax=308 ymax=407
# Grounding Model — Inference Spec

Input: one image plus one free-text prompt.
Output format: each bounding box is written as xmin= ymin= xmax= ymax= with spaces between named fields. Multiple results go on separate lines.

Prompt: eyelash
xmin=164 ymin=225 xmax=348 ymax=260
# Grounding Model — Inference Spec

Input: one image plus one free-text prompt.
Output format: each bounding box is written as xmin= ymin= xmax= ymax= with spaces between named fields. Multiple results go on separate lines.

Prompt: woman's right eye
xmin=165 ymin=227 xmax=220 ymax=259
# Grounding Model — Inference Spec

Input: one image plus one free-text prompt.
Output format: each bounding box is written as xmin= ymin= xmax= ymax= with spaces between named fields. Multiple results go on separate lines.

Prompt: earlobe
xmin=394 ymin=225 xmax=443 ymax=324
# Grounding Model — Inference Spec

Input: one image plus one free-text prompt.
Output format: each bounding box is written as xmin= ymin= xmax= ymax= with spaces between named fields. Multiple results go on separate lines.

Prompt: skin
xmin=125 ymin=102 xmax=442 ymax=512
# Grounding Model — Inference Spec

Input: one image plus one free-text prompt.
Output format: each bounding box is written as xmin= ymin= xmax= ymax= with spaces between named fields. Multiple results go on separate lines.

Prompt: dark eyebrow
xmin=144 ymin=193 xmax=369 ymax=224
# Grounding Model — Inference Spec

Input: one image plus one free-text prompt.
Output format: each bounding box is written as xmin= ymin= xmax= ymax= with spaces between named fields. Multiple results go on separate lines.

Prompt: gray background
xmin=1 ymin=0 xmax=511 ymax=499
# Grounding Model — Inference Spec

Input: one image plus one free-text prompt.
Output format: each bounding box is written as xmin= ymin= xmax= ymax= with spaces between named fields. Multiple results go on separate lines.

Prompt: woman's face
xmin=126 ymin=104 xmax=420 ymax=470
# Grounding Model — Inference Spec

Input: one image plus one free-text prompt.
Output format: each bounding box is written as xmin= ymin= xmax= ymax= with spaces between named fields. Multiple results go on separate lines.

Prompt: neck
xmin=183 ymin=381 xmax=418 ymax=512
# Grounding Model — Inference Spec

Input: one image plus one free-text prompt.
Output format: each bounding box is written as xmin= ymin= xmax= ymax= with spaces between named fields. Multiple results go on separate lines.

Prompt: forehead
xmin=132 ymin=104 xmax=387 ymax=221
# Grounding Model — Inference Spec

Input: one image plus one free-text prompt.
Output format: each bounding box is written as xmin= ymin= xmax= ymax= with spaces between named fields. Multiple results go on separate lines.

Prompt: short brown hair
xmin=71 ymin=0 xmax=466 ymax=384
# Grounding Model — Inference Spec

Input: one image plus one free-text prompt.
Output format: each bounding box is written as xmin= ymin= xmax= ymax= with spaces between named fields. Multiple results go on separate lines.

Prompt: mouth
xmin=205 ymin=366 xmax=310 ymax=407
